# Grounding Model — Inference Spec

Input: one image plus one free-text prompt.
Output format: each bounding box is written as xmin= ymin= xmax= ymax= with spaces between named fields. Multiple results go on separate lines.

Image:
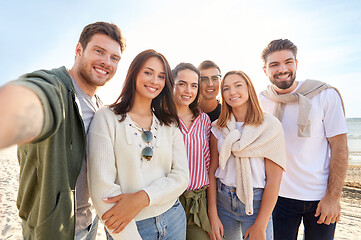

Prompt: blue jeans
xmin=273 ymin=196 xmax=336 ymax=240
xmin=217 ymin=180 xmax=273 ymax=240
xmin=106 ymin=200 xmax=186 ymax=240
xmin=75 ymin=215 xmax=99 ymax=240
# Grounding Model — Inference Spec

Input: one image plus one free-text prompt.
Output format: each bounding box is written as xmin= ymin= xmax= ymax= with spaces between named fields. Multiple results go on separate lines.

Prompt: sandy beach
xmin=1 ymin=146 xmax=360 ymax=239
xmin=0 ymin=146 xmax=107 ymax=240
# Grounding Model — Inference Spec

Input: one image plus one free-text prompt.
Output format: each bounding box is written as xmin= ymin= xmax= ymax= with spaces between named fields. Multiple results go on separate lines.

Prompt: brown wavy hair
xmin=109 ymin=49 xmax=179 ymax=127
xmin=261 ymin=39 xmax=297 ymax=67
xmin=78 ymin=21 xmax=126 ymax=53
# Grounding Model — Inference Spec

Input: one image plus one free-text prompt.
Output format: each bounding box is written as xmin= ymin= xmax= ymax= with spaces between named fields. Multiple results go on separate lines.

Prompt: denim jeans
xmin=217 ymin=180 xmax=273 ymax=240
xmin=75 ymin=215 xmax=99 ymax=240
xmin=106 ymin=200 xmax=186 ymax=240
xmin=273 ymin=196 xmax=336 ymax=240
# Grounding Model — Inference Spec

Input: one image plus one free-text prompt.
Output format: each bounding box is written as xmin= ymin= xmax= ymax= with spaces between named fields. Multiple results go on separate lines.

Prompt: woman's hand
xmin=243 ymin=223 xmax=266 ymax=240
xmin=101 ymin=190 xmax=150 ymax=233
xmin=208 ymin=214 xmax=224 ymax=240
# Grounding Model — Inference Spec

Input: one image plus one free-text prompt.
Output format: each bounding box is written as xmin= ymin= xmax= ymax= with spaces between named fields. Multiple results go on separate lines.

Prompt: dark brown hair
xmin=110 ymin=49 xmax=179 ymax=127
xmin=261 ymin=39 xmax=297 ymax=67
xmin=172 ymin=62 xmax=201 ymax=119
xmin=217 ymin=71 xmax=264 ymax=128
xmin=78 ymin=22 xmax=126 ymax=53
xmin=198 ymin=60 xmax=221 ymax=73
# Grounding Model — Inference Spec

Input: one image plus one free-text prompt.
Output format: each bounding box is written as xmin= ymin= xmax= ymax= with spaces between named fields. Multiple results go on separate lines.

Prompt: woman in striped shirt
xmin=172 ymin=62 xmax=212 ymax=240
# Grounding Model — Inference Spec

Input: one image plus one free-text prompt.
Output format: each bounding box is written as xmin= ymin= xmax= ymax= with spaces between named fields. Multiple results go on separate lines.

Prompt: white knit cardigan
xmin=87 ymin=107 xmax=189 ymax=239
xmin=218 ymin=113 xmax=286 ymax=215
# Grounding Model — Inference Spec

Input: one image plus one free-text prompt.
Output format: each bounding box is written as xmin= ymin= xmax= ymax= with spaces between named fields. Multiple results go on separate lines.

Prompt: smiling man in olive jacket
xmin=0 ymin=22 xmax=125 ymax=240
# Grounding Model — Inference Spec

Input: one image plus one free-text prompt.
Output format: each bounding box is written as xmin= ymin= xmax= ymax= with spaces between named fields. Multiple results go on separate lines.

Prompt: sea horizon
xmin=347 ymin=118 xmax=361 ymax=165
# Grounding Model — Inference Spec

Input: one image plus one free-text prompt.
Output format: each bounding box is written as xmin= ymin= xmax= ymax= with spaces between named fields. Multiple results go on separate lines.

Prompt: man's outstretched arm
xmin=0 ymin=84 xmax=44 ymax=149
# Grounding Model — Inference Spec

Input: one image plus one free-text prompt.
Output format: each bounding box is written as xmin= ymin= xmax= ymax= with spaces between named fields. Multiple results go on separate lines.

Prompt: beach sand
xmin=1 ymin=146 xmax=360 ymax=239
xmin=0 ymin=146 xmax=106 ymax=240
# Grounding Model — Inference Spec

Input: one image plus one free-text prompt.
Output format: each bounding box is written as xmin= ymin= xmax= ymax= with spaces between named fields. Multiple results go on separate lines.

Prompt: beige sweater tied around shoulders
xmin=260 ymin=79 xmax=345 ymax=137
xmin=218 ymin=113 xmax=286 ymax=215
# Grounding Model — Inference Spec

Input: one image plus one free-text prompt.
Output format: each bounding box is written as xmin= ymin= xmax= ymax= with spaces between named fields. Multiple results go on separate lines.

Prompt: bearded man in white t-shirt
xmin=259 ymin=39 xmax=348 ymax=240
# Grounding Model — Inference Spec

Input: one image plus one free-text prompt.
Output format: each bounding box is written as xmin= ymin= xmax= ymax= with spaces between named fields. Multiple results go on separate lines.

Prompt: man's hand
xmin=315 ymin=194 xmax=341 ymax=225
xmin=0 ymin=85 xmax=43 ymax=149
xmin=102 ymin=191 xmax=150 ymax=234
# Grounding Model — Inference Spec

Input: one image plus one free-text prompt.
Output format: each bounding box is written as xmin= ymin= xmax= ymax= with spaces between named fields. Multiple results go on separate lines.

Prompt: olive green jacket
xmin=12 ymin=67 xmax=86 ymax=239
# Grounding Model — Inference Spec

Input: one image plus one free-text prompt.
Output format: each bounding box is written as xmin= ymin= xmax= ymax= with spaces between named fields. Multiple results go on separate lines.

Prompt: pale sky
xmin=1 ymin=0 xmax=360 ymax=117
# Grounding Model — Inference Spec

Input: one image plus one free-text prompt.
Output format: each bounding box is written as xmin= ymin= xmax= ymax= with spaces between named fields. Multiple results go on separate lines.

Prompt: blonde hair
xmin=217 ymin=71 xmax=264 ymax=128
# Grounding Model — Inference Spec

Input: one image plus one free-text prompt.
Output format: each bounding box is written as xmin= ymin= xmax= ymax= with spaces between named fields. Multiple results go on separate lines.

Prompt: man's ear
xmin=263 ymin=66 xmax=267 ymax=75
xmin=75 ymin=43 xmax=83 ymax=57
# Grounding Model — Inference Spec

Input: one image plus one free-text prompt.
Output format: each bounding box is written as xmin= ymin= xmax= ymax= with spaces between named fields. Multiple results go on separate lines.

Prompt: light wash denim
xmin=106 ymin=200 xmax=186 ymax=240
xmin=75 ymin=215 xmax=99 ymax=240
xmin=217 ymin=180 xmax=273 ymax=240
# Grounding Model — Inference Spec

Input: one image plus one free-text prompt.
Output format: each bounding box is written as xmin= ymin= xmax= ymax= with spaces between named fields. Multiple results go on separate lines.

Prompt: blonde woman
xmin=207 ymin=71 xmax=286 ymax=240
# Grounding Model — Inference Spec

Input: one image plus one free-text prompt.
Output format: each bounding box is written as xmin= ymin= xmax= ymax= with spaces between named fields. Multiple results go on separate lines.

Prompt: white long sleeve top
xmin=87 ymin=106 xmax=189 ymax=239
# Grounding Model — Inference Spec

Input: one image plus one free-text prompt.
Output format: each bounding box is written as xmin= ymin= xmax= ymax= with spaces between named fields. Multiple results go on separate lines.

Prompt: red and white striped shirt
xmin=179 ymin=110 xmax=211 ymax=191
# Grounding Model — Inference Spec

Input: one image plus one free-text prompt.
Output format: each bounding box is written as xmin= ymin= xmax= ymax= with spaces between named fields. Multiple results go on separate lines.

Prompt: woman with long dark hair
xmin=87 ymin=49 xmax=189 ymax=240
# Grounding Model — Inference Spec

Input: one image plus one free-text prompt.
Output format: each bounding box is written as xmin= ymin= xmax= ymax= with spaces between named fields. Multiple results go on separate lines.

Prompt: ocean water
xmin=347 ymin=118 xmax=361 ymax=165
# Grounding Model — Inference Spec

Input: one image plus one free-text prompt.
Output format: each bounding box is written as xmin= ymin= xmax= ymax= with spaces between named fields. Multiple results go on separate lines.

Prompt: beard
xmin=78 ymin=58 xmax=111 ymax=88
xmin=271 ymin=71 xmax=296 ymax=90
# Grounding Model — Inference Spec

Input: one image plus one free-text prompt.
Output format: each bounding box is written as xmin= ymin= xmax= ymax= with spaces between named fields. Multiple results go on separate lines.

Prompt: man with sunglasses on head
xmin=0 ymin=22 xmax=126 ymax=240
xmin=198 ymin=60 xmax=222 ymax=122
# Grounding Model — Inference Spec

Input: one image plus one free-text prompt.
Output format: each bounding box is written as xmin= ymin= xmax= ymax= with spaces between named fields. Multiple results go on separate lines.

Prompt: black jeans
xmin=273 ymin=196 xmax=336 ymax=240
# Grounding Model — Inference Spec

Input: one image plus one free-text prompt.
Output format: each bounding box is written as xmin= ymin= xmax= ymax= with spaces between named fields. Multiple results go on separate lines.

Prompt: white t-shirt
xmin=259 ymin=81 xmax=348 ymax=200
xmin=211 ymin=122 xmax=266 ymax=188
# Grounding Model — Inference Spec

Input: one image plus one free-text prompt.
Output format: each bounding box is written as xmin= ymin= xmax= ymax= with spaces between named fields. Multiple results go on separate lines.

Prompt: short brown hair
xmin=261 ymin=39 xmax=297 ymax=67
xmin=78 ymin=22 xmax=126 ymax=53
xmin=217 ymin=71 xmax=264 ymax=128
xmin=198 ymin=60 xmax=221 ymax=73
